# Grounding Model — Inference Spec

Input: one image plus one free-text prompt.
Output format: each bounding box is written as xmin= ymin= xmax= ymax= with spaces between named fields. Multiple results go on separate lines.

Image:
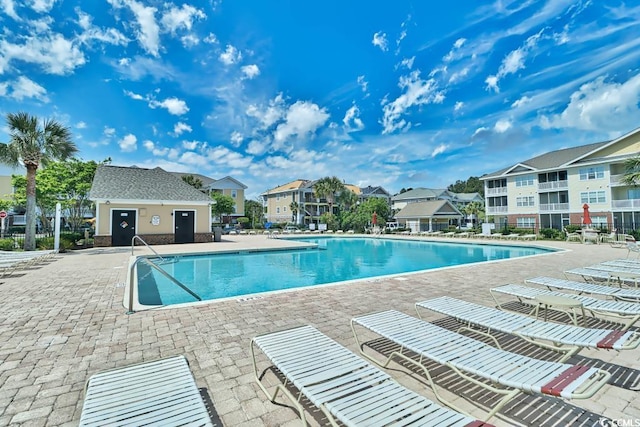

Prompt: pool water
xmin=137 ymin=237 xmax=554 ymax=306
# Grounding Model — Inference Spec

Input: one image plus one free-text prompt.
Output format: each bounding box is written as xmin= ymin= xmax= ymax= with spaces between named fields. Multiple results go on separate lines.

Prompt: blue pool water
xmin=137 ymin=237 xmax=555 ymax=306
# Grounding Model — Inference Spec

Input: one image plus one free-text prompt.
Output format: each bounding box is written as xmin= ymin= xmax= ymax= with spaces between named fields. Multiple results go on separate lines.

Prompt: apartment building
xmin=170 ymin=172 xmax=247 ymax=221
xmin=481 ymin=127 xmax=640 ymax=232
xmin=261 ymin=179 xmax=391 ymax=225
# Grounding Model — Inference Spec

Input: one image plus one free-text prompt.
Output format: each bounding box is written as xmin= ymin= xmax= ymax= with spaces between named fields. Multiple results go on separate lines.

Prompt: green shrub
xmin=564 ymin=224 xmax=581 ymax=233
xmin=540 ymin=228 xmax=562 ymax=239
xmin=36 ymin=236 xmax=74 ymax=251
xmin=0 ymin=238 xmax=15 ymax=250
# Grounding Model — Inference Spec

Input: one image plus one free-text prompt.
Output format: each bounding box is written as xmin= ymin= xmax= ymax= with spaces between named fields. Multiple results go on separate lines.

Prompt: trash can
xmin=213 ymin=227 xmax=222 ymax=242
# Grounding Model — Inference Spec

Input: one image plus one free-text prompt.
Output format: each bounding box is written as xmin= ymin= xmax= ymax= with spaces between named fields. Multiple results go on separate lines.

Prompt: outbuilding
xmin=90 ymin=165 xmax=213 ymax=247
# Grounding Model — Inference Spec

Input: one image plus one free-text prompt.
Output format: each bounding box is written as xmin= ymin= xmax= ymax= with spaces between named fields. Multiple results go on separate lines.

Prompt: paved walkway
xmin=1 ymin=235 xmax=639 ymax=426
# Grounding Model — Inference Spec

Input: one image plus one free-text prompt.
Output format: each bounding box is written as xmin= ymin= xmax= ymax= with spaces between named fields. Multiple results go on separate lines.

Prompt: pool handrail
xmin=131 ymin=235 xmax=166 ymax=263
xmin=127 ymin=257 xmax=202 ymax=314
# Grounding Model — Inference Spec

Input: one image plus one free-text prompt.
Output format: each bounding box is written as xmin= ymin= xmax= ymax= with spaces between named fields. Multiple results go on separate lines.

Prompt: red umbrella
xmin=582 ymin=203 xmax=592 ymax=226
xmin=372 ymin=212 xmax=378 ymax=225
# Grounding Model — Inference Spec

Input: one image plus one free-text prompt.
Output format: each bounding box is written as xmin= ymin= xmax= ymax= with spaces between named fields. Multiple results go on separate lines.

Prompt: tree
xmin=622 ymin=156 xmax=640 ymax=186
xmin=340 ymin=197 xmax=390 ymax=232
xmin=182 ymin=174 xmax=204 ymax=191
xmin=313 ymin=176 xmax=345 ymax=217
xmin=336 ymin=188 xmax=358 ymax=213
xmin=289 ymin=201 xmax=299 ymax=223
xmin=462 ymin=201 xmax=485 ymax=224
xmin=245 ymin=199 xmax=263 ymax=228
xmin=447 ymin=176 xmax=484 ymax=197
xmin=211 ymin=192 xmax=235 ymax=223
xmin=0 ymin=113 xmax=78 ymax=250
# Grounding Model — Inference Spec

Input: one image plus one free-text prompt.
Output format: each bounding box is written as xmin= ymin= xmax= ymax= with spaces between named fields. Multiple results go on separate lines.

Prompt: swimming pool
xmin=133 ymin=237 xmax=556 ymax=308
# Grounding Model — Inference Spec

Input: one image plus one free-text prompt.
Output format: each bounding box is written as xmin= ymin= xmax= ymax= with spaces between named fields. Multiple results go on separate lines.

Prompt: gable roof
xmin=394 ymin=200 xmax=462 ymax=219
xmin=361 ymin=185 xmax=391 ymax=197
xmin=482 ymin=141 xmax=609 ymax=179
xmin=391 ymin=188 xmax=450 ymax=201
xmin=209 ymin=176 xmax=248 ymax=190
xmin=453 ymin=192 xmax=483 ymax=202
xmin=262 ymin=179 xmax=310 ymax=195
xmin=90 ymin=165 xmax=212 ymax=202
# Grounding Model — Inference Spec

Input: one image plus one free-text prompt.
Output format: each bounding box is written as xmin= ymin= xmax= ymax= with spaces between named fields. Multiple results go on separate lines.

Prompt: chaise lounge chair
xmin=525 ymin=276 xmax=640 ymax=301
xmin=251 ymin=325 xmax=492 ymax=426
xmin=351 ymin=310 xmax=610 ymax=422
xmin=415 ymin=296 xmax=640 ymax=362
xmin=565 ymin=266 xmax=640 ymax=287
xmin=80 ymin=355 xmax=214 ymax=426
xmin=491 ymin=284 xmax=640 ymax=331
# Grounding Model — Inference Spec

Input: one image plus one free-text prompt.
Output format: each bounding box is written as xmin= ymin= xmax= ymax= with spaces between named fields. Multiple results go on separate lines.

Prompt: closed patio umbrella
xmin=372 ymin=212 xmax=377 ymax=225
xmin=583 ymin=203 xmax=592 ymax=227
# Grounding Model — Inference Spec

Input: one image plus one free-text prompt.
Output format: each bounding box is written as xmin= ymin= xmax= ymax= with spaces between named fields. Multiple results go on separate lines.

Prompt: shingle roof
xmin=90 ymin=165 xmax=212 ymax=202
xmin=168 ymin=171 xmax=216 ymax=187
xmin=394 ymin=200 xmax=462 ymax=218
xmin=261 ymin=179 xmax=310 ymax=195
xmin=482 ymin=141 xmax=609 ymax=179
xmin=391 ymin=188 xmax=449 ymax=201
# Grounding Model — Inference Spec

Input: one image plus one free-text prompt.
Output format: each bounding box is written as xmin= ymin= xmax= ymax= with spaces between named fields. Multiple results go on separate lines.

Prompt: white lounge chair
xmin=80 ymin=356 xmax=213 ymax=426
xmin=565 ymin=267 xmax=640 ymax=287
xmin=491 ymin=284 xmax=640 ymax=331
xmin=251 ymin=325 xmax=490 ymax=426
xmin=525 ymin=276 xmax=640 ymax=301
xmin=416 ymin=296 xmax=640 ymax=362
xmin=352 ymin=310 xmax=610 ymax=422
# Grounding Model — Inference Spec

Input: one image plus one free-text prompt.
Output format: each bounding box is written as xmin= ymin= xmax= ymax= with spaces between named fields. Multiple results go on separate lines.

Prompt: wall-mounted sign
xmin=151 ymin=215 xmax=160 ymax=226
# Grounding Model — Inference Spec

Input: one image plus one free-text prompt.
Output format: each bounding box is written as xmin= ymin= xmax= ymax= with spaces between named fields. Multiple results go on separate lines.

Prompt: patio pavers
xmin=0 ymin=236 xmax=638 ymax=426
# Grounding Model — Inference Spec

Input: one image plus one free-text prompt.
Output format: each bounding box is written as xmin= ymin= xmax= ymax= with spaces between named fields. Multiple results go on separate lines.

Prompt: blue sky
xmin=1 ymin=1 xmax=640 ymax=199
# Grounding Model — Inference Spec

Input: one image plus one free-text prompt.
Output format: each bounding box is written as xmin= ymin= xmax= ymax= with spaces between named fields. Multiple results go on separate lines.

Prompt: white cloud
xmin=1 ymin=0 xmax=20 ymax=20
xmin=448 ymin=67 xmax=469 ymax=84
xmin=230 ymin=131 xmax=243 ymax=146
xmin=273 ymin=101 xmax=330 ymax=146
xmin=142 ymin=139 xmax=169 ymax=156
xmin=540 ymin=74 xmax=640 ymax=132
xmin=205 ymin=145 xmax=253 ymax=168
xmin=0 ymin=33 xmax=86 ymax=75
xmin=372 ymin=31 xmax=388 ymax=52
xmin=203 ymin=33 xmax=218 ymax=44
xmin=75 ymin=121 xmax=87 ymax=129
xmin=173 ymin=121 xmax=192 ymax=135
xmin=118 ymin=133 xmax=137 ymax=152
xmin=381 ymin=70 xmax=444 ymax=134
xmin=342 ymin=105 xmax=364 ymax=132
xmin=1 ymin=76 xmax=49 ymax=101
xmin=103 ymin=126 xmax=116 ymax=137
xmin=246 ymin=93 xmax=286 ymax=129
xmin=357 ymin=75 xmax=369 ymax=95
xmin=124 ymin=90 xmax=144 ymax=100
xmin=0 ymin=82 xmax=8 ymax=96
xmin=241 ymin=64 xmax=260 ymax=79
xmin=180 ymin=34 xmax=199 ymax=47
xmin=75 ymin=9 xmax=129 ymax=47
xmin=160 ymin=4 xmax=206 ymax=34
xmin=28 ymin=0 xmax=57 ymax=13
xmin=443 ymin=38 xmax=466 ymax=62
xmin=431 ymin=143 xmax=447 ymax=157
xmin=149 ymin=96 xmax=189 ymax=115
xmin=107 ymin=0 xmax=160 ymax=57
xmin=246 ymin=138 xmax=267 ymax=155
xmin=454 ymin=101 xmax=464 ymax=112
xmin=399 ymin=56 xmax=415 ymax=69
xmin=485 ymin=30 xmax=544 ymax=92
xmin=494 ymin=119 xmax=512 ymax=133
xmin=182 ymin=140 xmax=199 ymax=150
xmin=219 ymin=44 xmax=242 ymax=65
xmin=511 ymin=96 xmax=532 ymax=108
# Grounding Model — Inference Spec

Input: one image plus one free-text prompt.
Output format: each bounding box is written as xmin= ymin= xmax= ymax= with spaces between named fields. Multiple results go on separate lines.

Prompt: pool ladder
xmin=127 ymin=235 xmax=202 ymax=314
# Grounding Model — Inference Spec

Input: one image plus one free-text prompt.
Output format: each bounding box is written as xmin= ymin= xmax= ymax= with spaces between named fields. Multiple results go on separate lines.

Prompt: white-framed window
xmin=515 ymin=175 xmax=534 ymax=187
xmin=517 ymin=217 xmax=536 ymax=228
xmin=231 ymin=190 xmax=237 ymax=198
xmin=516 ymin=196 xmax=535 ymax=207
xmin=580 ymin=191 xmax=606 ymax=204
xmin=628 ymin=189 xmax=640 ymax=199
xmin=276 ymin=207 xmax=280 ymax=213
xmin=276 ymin=195 xmax=280 ymax=201
xmin=591 ymin=216 xmax=608 ymax=227
xmin=579 ymin=166 xmax=605 ymax=180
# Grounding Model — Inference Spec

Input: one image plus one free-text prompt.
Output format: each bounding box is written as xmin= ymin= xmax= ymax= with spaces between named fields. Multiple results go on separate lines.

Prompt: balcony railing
xmin=486 ymin=187 xmax=507 ymax=196
xmin=486 ymin=206 xmax=508 ymax=214
xmin=538 ymin=180 xmax=568 ymax=191
xmin=539 ymin=203 xmax=569 ymax=212
xmin=612 ymin=199 xmax=640 ymax=209
xmin=610 ymin=174 xmax=637 ymax=186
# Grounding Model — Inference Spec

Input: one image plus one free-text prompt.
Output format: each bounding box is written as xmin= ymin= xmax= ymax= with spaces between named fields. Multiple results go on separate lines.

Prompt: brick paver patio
xmin=1 ymin=235 xmax=639 ymax=426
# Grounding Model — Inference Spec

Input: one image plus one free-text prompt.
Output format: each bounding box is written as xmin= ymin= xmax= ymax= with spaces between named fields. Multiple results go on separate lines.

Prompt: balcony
xmin=539 ymin=203 xmax=569 ymax=212
xmin=486 ymin=206 xmax=508 ymax=214
xmin=610 ymin=174 xmax=637 ymax=187
xmin=486 ymin=187 xmax=507 ymax=196
xmin=612 ymin=199 xmax=640 ymax=209
xmin=538 ymin=180 xmax=568 ymax=191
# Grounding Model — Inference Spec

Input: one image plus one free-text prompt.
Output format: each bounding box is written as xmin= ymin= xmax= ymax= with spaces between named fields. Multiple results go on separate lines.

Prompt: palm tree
xmin=313 ymin=176 xmax=345 ymax=216
xmin=181 ymin=174 xmax=204 ymax=191
xmin=462 ymin=201 xmax=485 ymax=225
xmin=622 ymin=156 xmax=640 ymax=186
xmin=0 ymin=112 xmax=78 ymax=250
xmin=336 ymin=188 xmax=358 ymax=213
xmin=289 ymin=201 xmax=299 ymax=223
